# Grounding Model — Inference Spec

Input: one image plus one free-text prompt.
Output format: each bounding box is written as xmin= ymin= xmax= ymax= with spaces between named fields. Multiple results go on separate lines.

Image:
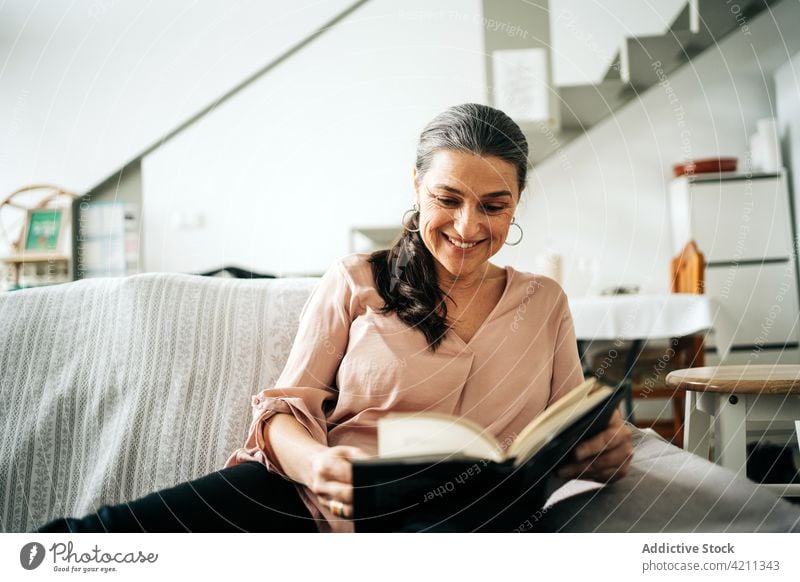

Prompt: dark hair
xmin=368 ymin=103 xmax=529 ymax=351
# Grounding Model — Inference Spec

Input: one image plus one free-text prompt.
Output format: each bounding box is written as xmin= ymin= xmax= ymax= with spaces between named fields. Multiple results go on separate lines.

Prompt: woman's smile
xmin=442 ymin=232 xmax=486 ymax=251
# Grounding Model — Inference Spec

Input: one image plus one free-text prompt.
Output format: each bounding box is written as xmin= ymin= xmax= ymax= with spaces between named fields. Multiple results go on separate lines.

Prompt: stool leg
xmin=795 ymin=421 xmax=800 ymax=457
xmin=672 ymin=390 xmax=685 ymax=446
xmin=715 ymin=394 xmax=747 ymax=477
xmin=684 ymin=390 xmax=711 ymax=459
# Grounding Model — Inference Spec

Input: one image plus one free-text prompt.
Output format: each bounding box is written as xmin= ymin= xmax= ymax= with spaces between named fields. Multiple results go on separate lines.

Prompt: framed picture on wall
xmin=21 ymin=207 xmax=70 ymax=254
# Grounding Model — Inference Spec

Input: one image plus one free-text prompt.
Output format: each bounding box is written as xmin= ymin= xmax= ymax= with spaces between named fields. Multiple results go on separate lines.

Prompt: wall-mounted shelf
xmin=1 ymin=253 xmax=70 ymax=263
xmin=0 ymin=254 xmax=71 ymax=291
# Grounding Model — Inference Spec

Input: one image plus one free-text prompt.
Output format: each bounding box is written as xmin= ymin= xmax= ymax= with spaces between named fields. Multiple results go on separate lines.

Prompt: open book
xmin=351 ymin=377 xmax=623 ymax=532
xmin=376 ymin=377 xmax=614 ymax=467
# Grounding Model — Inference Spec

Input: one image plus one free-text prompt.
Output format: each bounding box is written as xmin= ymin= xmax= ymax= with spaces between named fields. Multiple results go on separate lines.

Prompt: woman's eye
xmin=435 ymin=197 xmax=459 ymax=207
xmin=433 ymin=196 xmax=506 ymax=213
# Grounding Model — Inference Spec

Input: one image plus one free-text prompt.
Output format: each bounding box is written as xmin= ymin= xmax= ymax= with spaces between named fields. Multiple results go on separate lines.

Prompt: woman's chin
xmin=435 ymin=257 xmax=485 ymax=280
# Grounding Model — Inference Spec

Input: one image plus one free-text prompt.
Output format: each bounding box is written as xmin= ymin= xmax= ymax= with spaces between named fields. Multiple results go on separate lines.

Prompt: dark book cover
xmin=351 ymin=383 xmax=624 ymax=532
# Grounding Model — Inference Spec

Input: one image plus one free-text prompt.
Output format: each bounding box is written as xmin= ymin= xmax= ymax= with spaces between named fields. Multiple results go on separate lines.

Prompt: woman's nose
xmin=453 ymin=205 xmax=485 ymax=238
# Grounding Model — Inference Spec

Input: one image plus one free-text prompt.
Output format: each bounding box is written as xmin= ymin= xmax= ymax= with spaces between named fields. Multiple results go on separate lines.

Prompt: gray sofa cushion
xmin=541 ymin=429 xmax=800 ymax=532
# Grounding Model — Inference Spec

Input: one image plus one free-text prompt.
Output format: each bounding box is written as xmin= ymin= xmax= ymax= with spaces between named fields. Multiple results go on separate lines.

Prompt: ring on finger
xmin=329 ymin=499 xmax=346 ymax=518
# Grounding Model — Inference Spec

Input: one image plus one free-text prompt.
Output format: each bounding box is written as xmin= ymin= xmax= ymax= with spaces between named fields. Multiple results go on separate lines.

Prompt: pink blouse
xmin=225 ymin=253 xmax=584 ymax=532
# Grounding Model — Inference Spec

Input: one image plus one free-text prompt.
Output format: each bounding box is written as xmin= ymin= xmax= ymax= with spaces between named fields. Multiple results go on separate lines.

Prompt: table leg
xmin=714 ymin=394 xmax=747 ymax=477
xmin=684 ymin=390 xmax=711 ymax=459
xmin=621 ymin=339 xmax=644 ymax=423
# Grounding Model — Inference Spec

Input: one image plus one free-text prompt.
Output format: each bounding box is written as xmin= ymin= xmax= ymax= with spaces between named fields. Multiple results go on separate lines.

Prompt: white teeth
xmin=446 ymin=235 xmax=478 ymax=249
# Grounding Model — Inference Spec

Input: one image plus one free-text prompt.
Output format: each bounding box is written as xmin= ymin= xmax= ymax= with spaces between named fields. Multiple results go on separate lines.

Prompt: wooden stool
xmin=666 ymin=365 xmax=800 ymax=497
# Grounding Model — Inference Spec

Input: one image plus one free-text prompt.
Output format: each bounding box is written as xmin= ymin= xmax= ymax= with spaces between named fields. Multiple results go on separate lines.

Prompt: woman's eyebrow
xmin=433 ymin=184 xmax=512 ymax=198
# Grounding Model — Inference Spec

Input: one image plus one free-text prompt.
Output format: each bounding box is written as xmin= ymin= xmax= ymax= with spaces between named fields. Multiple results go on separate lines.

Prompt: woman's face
xmin=413 ymin=149 xmax=520 ymax=282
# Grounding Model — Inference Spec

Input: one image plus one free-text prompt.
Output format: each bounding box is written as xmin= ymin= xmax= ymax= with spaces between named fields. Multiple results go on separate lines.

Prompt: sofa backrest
xmin=0 ymin=273 xmax=318 ymax=532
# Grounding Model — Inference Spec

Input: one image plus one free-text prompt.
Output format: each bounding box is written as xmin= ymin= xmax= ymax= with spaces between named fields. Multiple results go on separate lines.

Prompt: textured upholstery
xmin=0 ymin=273 xmax=317 ymax=532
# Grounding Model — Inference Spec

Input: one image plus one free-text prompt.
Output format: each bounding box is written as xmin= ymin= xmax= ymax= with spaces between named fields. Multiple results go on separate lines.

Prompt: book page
xmin=508 ymin=380 xmax=612 ymax=463
xmin=510 ymin=377 xmax=598 ymax=450
xmin=378 ymin=412 xmax=504 ymax=462
xmin=544 ymin=479 xmax=605 ymax=508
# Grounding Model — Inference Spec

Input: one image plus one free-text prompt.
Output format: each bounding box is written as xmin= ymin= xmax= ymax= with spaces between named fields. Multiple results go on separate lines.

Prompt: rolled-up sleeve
xmin=225 ymin=260 xmax=357 ymax=475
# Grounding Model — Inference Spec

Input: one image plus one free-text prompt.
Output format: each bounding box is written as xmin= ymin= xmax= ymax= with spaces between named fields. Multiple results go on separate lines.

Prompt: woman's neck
xmin=436 ymin=262 xmax=503 ymax=294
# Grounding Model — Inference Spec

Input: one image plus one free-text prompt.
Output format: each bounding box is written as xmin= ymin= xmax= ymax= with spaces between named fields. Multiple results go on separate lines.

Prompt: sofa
xmin=1 ymin=273 xmax=798 ymax=532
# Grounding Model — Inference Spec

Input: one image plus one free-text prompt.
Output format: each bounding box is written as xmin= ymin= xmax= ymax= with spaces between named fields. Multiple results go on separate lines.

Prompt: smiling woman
xmin=369 ymin=103 xmax=530 ymax=352
xmin=36 ymin=104 xmax=640 ymax=534
xmin=34 ymin=103 xmax=800 ymax=535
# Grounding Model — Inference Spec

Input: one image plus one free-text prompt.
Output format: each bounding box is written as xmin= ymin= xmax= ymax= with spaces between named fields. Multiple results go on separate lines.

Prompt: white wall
xmin=141 ymin=0 xmax=487 ymax=275
xmin=775 ymin=50 xmax=800 ymax=240
xmin=500 ymin=0 xmax=800 ymax=297
xmin=138 ymin=0 xmax=691 ymax=276
xmin=0 ymin=0 xmax=354 ymax=251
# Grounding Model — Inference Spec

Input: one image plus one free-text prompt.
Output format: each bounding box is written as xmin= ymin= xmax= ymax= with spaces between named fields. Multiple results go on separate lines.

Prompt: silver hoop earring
xmin=504 ymin=218 xmax=523 ymax=246
xmin=402 ymin=203 xmax=420 ymax=233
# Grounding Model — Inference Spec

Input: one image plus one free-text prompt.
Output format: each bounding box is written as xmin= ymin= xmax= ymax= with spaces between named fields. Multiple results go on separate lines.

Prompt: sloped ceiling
xmin=0 ymin=0 xmax=356 ymax=194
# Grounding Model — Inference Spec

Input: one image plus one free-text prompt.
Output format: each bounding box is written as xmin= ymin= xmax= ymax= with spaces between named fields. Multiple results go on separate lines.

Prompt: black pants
xmin=36 ymin=462 xmax=318 ymax=533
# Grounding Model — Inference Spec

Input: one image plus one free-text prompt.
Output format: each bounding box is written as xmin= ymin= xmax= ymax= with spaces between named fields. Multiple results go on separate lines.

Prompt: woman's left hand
xmin=557 ymin=408 xmax=633 ymax=482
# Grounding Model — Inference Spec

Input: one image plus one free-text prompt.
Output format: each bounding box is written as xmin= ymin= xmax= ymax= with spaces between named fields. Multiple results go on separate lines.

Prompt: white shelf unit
xmin=669 ymin=171 xmax=800 ymax=365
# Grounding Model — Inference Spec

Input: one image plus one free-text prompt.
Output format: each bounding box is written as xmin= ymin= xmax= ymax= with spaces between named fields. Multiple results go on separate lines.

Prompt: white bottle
xmin=756 ymin=117 xmax=782 ymax=172
xmin=533 ymin=242 xmax=562 ymax=285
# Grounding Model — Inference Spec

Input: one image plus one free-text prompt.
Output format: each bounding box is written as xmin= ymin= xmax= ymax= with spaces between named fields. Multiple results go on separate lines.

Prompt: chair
xmin=634 ymin=240 xmax=706 ymax=443
xmin=592 ymin=241 xmax=705 ymax=445
xmin=667 ymin=365 xmax=800 ymax=497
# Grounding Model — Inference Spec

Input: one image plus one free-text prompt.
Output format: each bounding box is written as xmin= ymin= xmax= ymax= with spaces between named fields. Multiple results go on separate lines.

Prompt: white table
xmin=569 ymin=293 xmax=734 ymax=357
xmin=568 ymin=294 xmax=735 ymax=419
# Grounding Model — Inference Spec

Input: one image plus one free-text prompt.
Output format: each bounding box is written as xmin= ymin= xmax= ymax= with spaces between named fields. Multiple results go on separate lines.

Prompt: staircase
xmin=530 ymin=0 xmax=780 ymax=163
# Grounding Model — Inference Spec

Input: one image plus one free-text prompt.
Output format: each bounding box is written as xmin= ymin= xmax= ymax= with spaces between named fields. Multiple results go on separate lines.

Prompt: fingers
xmin=334 ymin=445 xmax=371 ymax=460
xmin=562 ymin=456 xmax=631 ymax=483
xmin=308 ymin=446 xmax=370 ymax=516
xmin=583 ymin=439 xmax=630 ymax=469
xmin=313 ymin=479 xmax=354 ymax=504
xmin=558 ymin=447 xmax=631 ymax=481
xmin=572 ymin=409 xmax=629 ymax=463
xmin=558 ymin=410 xmax=634 ymax=482
xmin=315 ymin=446 xmax=364 ymax=484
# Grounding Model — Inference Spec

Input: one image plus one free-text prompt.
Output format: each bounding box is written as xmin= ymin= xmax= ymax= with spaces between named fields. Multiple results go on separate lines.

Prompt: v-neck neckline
xmin=448 ymin=265 xmax=513 ymax=349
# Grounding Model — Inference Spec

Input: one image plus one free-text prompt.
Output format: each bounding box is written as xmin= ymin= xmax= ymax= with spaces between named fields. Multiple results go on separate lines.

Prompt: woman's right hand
xmin=307 ymin=445 xmax=369 ymax=519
